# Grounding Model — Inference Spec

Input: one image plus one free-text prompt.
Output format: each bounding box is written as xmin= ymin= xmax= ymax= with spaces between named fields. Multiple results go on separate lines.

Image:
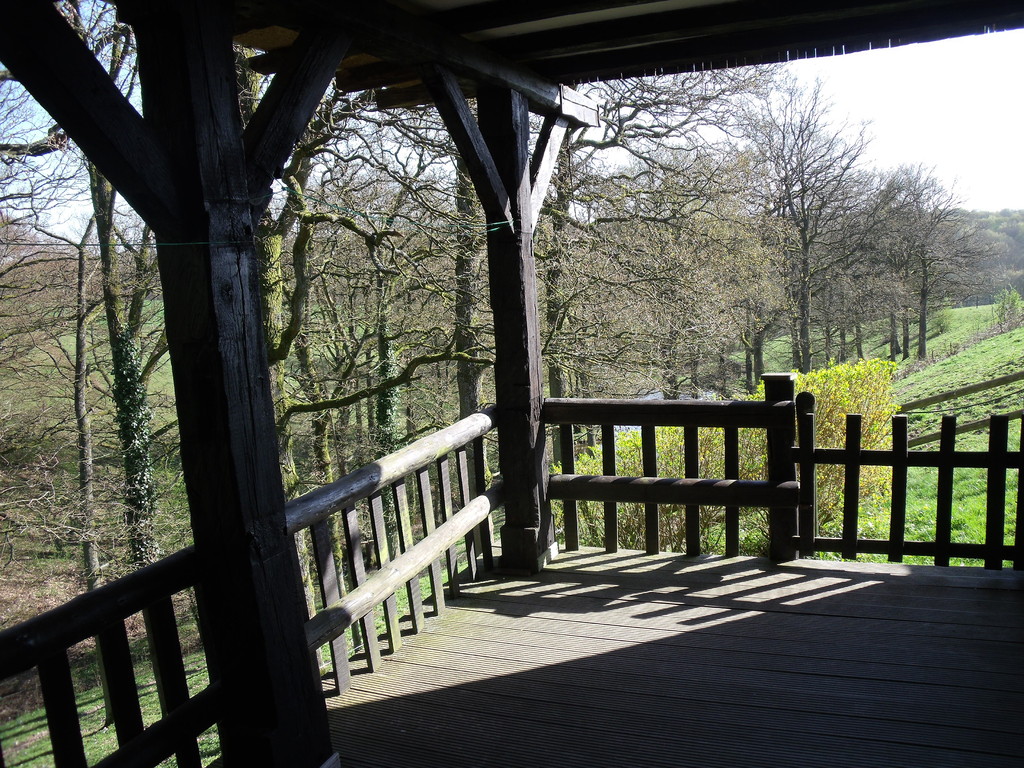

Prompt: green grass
xmin=894 ymin=324 xmax=1024 ymax=438
xmin=0 ymin=649 xmax=218 ymax=767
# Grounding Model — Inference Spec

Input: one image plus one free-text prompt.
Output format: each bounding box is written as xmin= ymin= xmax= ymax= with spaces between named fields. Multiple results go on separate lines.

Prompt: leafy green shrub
xmin=995 ymin=287 xmax=1024 ymax=330
xmin=553 ymin=358 xmax=899 ymax=554
xmin=791 ymin=359 xmax=899 ymax=534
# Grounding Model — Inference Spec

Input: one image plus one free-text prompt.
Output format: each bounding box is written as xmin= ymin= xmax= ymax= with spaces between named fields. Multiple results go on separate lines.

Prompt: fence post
xmin=763 ymin=373 xmax=799 ymax=561
xmin=795 ymin=392 xmax=817 ymax=556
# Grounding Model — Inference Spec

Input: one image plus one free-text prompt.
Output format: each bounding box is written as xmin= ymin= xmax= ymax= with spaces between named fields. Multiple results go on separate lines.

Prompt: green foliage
xmin=994 ymin=286 xmax=1024 ymax=330
xmin=791 ymin=359 xmax=899 ymax=534
xmin=565 ymin=424 xmax=770 ymax=554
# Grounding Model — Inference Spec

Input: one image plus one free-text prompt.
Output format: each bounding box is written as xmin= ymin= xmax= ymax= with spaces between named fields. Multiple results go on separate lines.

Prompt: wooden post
xmin=795 ymin=391 xmax=817 ymax=556
xmin=763 ymin=373 xmax=799 ymax=561
xmin=111 ymin=3 xmax=336 ymax=765
xmin=477 ymin=86 xmax=551 ymax=573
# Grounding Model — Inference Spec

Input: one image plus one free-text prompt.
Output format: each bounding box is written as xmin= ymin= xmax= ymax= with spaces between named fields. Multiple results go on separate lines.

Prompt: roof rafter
xmin=276 ymin=0 xmax=599 ymax=125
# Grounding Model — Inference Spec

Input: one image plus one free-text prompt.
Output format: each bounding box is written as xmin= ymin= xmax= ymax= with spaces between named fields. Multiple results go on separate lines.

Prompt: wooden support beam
xmin=476 ymin=86 xmax=551 ymax=573
xmin=422 ymin=64 xmax=512 ymax=228
xmin=284 ymin=0 xmax=598 ymax=124
xmin=0 ymin=0 xmax=183 ymax=240
xmin=118 ymin=1 xmax=335 ymax=765
xmin=244 ymin=27 xmax=353 ymax=221
xmin=529 ymin=115 xmax=570 ymax=230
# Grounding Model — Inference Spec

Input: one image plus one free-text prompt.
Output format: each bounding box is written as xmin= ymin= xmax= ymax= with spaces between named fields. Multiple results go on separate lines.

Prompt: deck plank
xmin=326 ymin=552 xmax=1024 ymax=768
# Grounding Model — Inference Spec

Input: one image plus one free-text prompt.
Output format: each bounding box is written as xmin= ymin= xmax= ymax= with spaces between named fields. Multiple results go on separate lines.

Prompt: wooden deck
xmin=326 ymin=550 xmax=1024 ymax=768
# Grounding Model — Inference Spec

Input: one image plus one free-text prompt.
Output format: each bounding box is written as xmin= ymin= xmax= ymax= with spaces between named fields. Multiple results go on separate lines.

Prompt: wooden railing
xmin=286 ymin=407 xmax=501 ymax=693
xmin=543 ymin=382 xmax=1022 ymax=571
xmin=544 ymin=373 xmax=800 ymax=561
xmin=0 ymin=548 xmax=216 ymax=768
xmin=797 ymin=393 xmax=1023 ymax=569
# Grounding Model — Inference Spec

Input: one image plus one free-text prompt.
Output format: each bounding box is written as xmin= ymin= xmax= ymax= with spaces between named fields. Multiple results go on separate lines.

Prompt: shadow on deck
xmin=326 ymin=550 xmax=1024 ymax=767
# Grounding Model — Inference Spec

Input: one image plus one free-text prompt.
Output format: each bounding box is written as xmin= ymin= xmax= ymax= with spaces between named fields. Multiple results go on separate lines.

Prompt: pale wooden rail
xmin=285 ymin=408 xmax=501 ymax=693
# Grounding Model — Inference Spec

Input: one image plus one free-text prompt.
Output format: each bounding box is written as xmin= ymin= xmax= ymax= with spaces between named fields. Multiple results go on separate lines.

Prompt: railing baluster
xmin=684 ymin=425 xmax=700 ymax=555
xmin=935 ymin=415 xmax=957 ymax=567
xmin=641 ymin=424 xmax=659 ymax=554
xmin=416 ymin=467 xmax=446 ymax=613
xmin=559 ymin=424 xmax=578 ymax=551
xmin=392 ymin=479 xmax=426 ymax=633
xmin=796 ymin=392 xmax=817 ymax=557
xmin=472 ymin=435 xmax=495 ymax=570
xmin=436 ymin=456 xmax=461 ymax=597
xmin=724 ymin=426 xmax=740 ymax=557
xmin=1015 ymin=422 xmax=1023 ymax=572
xmin=456 ymin=446 xmax=479 ymax=581
xmin=341 ymin=503 xmax=381 ymax=671
xmin=96 ymin=620 xmax=144 ymax=745
xmin=841 ymin=414 xmax=862 ymax=560
xmin=888 ymin=415 xmax=909 ymax=563
xmin=143 ymin=597 xmax=203 ymax=768
xmin=38 ymin=652 xmax=87 ymax=768
xmin=602 ymin=424 xmax=617 ymax=553
xmin=368 ymin=491 xmax=402 ymax=653
xmin=984 ymin=415 xmax=1009 ymax=570
xmin=309 ymin=518 xmax=351 ymax=692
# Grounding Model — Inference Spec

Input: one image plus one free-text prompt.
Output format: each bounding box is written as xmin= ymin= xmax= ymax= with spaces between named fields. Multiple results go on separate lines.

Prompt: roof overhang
xmin=233 ymin=0 xmax=1024 ymax=116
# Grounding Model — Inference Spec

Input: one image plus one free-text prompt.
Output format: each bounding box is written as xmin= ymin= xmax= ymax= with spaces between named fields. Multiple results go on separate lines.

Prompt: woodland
xmin=0 ymin=2 xmax=1021 ymax=596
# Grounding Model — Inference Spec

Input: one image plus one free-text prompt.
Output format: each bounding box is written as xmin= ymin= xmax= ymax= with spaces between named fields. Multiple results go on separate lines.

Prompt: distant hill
xmin=971 ymin=209 xmax=1024 ymax=298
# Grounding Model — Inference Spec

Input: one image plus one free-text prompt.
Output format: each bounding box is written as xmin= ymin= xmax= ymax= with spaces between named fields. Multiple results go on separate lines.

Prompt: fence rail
xmin=288 ymin=407 xmax=501 ymax=693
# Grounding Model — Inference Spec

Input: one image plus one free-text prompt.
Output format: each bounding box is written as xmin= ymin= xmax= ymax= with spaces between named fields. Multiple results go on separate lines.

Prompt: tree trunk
xmin=374 ymin=273 xmax=400 ymax=456
xmin=798 ymin=257 xmax=812 ymax=373
xmin=917 ymin=285 xmax=930 ymax=359
xmin=89 ymin=165 xmax=160 ymax=569
xmin=901 ymin=312 xmax=911 ymax=361
xmin=855 ymin=322 xmax=865 ymax=359
xmin=751 ymin=329 xmax=766 ymax=387
xmin=74 ymin=239 xmax=100 ymax=590
xmin=454 ymin=159 xmax=484 ymax=419
xmin=888 ymin=312 xmax=901 ymax=361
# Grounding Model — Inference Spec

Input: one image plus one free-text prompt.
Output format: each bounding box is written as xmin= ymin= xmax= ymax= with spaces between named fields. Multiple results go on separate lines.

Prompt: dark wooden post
xmin=107 ymin=3 xmax=338 ymax=765
xmin=476 ymin=87 xmax=551 ymax=573
xmin=763 ymin=373 xmax=799 ymax=561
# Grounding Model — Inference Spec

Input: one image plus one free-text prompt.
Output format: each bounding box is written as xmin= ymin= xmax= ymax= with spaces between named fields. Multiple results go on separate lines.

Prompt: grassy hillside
xmin=894 ymin=323 xmax=1024 ymax=449
xmin=757 ymin=304 xmax=1002 ymax=376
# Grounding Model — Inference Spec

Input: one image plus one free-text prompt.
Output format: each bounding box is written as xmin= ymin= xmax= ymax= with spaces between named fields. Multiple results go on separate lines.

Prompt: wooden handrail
xmin=286 ymin=407 xmax=496 ymax=534
xmin=907 ymin=408 xmax=1024 ymax=447
xmin=91 ymin=683 xmax=223 ymax=768
xmin=543 ymin=397 xmax=796 ymax=428
xmin=305 ymin=483 xmax=503 ymax=651
xmin=900 ymin=369 xmax=1024 ymax=411
xmin=548 ymin=475 xmax=800 ymax=508
xmin=0 ymin=548 xmax=198 ymax=679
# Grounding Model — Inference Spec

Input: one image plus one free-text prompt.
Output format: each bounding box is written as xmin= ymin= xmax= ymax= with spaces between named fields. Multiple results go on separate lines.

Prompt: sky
xmin=785 ymin=27 xmax=1024 ymax=212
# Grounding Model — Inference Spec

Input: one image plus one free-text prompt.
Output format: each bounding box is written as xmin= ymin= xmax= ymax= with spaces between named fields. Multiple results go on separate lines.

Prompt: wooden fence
xmin=0 ymin=408 xmax=502 ymax=768
xmin=545 ymin=382 xmax=1023 ymax=571
xmin=798 ymin=393 xmax=1023 ymax=568
xmin=286 ymin=407 xmax=501 ymax=693
xmin=544 ymin=374 xmax=801 ymax=561
xmin=0 ymin=549 xmax=215 ymax=768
